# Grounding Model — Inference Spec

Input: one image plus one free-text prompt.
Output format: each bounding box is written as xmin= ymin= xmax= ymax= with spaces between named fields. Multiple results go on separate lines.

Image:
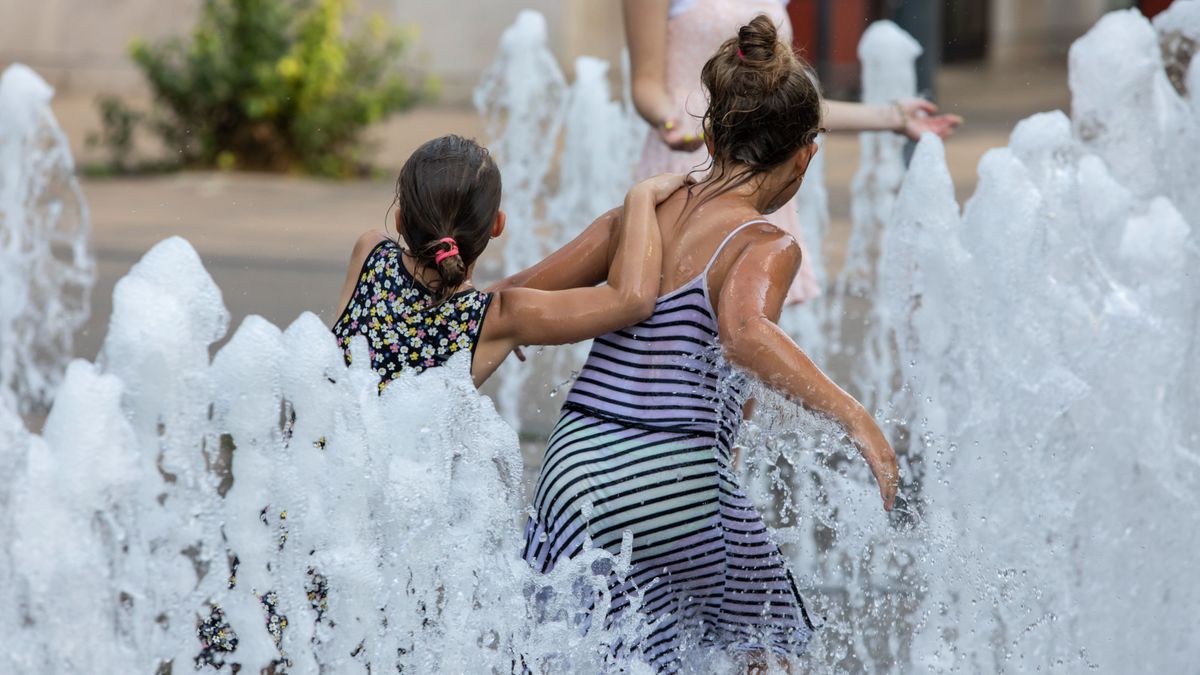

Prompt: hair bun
xmin=737 ymin=15 xmax=780 ymax=63
xmin=699 ymin=14 xmax=822 ymax=173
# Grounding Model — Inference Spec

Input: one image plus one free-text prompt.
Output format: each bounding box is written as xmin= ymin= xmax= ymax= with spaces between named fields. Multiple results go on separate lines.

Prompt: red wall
xmin=788 ymin=0 xmax=870 ymax=90
xmin=789 ymin=0 xmax=820 ymax=61
xmin=1139 ymin=0 xmax=1174 ymax=18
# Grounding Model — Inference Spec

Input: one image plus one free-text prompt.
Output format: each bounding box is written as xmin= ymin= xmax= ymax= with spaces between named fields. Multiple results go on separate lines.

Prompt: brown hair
xmin=394 ymin=134 xmax=502 ymax=303
xmin=695 ymin=15 xmax=824 ymax=202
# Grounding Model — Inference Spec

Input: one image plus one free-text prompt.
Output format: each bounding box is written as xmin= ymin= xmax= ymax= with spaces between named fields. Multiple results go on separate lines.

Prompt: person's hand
xmin=894 ymin=97 xmax=963 ymax=141
xmin=655 ymin=116 xmax=706 ymax=152
xmin=849 ymin=413 xmax=899 ymax=511
xmin=632 ymin=172 xmax=688 ymax=204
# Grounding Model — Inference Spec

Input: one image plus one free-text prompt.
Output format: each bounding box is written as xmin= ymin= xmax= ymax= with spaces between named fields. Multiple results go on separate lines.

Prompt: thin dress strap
xmin=702 ymin=219 xmax=771 ymax=277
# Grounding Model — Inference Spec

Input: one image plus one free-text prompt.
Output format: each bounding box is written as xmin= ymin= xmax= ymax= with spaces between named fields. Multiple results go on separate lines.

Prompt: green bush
xmin=107 ymin=0 xmax=429 ymax=176
xmin=86 ymin=95 xmax=143 ymax=173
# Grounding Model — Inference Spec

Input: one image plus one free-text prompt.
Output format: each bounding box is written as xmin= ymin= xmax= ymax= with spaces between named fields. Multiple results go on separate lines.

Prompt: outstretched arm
xmin=824 ymin=98 xmax=962 ymax=141
xmin=717 ymin=232 xmax=899 ymax=511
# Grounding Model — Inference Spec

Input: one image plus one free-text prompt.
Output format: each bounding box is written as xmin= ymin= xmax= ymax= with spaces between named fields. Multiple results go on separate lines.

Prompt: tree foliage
xmin=101 ymin=0 xmax=429 ymax=176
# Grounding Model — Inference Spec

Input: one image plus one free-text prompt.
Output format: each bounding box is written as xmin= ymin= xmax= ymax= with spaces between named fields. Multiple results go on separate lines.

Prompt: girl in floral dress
xmin=332 ymin=134 xmax=683 ymax=387
xmin=196 ymin=134 xmax=682 ymax=669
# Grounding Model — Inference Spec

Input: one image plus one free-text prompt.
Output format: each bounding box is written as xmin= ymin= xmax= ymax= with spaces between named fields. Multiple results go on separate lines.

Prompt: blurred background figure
xmin=623 ymin=0 xmax=961 ymax=304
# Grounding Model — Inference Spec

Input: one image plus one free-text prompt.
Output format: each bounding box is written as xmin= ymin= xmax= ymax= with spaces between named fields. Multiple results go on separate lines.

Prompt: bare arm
xmin=333 ymin=229 xmax=388 ymax=324
xmin=489 ymin=208 xmax=619 ymax=294
xmin=622 ymin=0 xmax=704 ymax=151
xmin=825 ymin=99 xmax=962 ymax=141
xmin=717 ymin=232 xmax=899 ymax=510
xmin=624 ymin=0 xmax=673 ymax=127
xmin=483 ymin=176 xmax=680 ymax=350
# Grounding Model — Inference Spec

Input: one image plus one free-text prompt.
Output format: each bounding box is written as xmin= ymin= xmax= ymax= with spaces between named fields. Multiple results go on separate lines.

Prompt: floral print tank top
xmin=332 ymin=238 xmax=491 ymax=389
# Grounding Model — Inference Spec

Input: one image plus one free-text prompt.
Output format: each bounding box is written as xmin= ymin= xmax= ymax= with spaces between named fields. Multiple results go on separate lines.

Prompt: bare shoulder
xmin=334 ymin=230 xmax=393 ymax=325
xmin=731 ymin=220 xmax=802 ymax=265
xmin=351 ymin=229 xmax=391 ymax=260
xmin=344 ymin=229 xmax=392 ymax=274
xmin=475 ymin=285 xmax=524 ymax=347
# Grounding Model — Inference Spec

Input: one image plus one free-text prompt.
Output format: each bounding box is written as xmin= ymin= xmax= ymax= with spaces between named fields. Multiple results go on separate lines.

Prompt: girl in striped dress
xmin=499 ymin=17 xmax=899 ymax=673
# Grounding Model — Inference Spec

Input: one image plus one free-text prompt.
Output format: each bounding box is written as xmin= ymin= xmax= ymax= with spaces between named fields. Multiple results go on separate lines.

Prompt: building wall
xmin=0 ymin=0 xmax=204 ymax=93
xmin=0 ymin=0 xmax=626 ymax=104
xmin=989 ymin=0 xmax=1129 ymax=63
xmin=0 ymin=0 xmax=1138 ymax=106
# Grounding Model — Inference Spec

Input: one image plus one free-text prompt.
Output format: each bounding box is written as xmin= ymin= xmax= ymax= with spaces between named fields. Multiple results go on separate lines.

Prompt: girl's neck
xmin=699 ymin=162 xmax=793 ymax=214
xmin=400 ymin=249 xmax=475 ymax=295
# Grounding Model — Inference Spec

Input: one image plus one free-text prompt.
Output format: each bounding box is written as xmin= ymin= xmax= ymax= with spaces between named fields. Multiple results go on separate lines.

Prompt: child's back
xmin=333 ymin=236 xmax=490 ymax=390
xmin=331 ymin=134 xmax=684 ymax=389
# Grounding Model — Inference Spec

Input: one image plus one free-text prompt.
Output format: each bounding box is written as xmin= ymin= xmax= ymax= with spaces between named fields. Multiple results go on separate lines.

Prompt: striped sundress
xmin=523 ymin=221 xmax=816 ymax=672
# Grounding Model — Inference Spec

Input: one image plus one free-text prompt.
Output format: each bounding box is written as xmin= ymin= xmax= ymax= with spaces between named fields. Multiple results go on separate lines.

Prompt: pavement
xmin=57 ymin=60 xmax=1071 ymax=366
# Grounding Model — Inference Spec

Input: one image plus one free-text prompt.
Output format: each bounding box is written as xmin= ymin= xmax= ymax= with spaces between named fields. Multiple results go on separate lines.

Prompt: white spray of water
xmin=473 ymin=11 xmax=567 ymax=429
xmin=548 ymin=55 xmax=646 ymax=249
xmin=0 ymin=64 xmax=95 ymax=413
xmin=475 ymin=13 xmax=646 ymax=435
xmin=826 ymin=22 xmax=920 ymax=390
xmin=0 ymin=237 xmax=656 ymax=673
xmin=737 ymin=9 xmax=1200 ymax=672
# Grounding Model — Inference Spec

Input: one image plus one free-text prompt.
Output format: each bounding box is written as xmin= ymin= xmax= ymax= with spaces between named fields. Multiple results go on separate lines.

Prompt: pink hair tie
xmin=737 ymin=48 xmax=745 ymax=61
xmin=434 ymin=237 xmax=460 ymax=263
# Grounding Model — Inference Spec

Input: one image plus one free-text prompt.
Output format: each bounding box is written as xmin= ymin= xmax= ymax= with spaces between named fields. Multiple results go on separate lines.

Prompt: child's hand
xmin=895 ymin=97 xmax=963 ymax=141
xmin=632 ymin=172 xmax=688 ymax=204
xmin=850 ymin=414 xmax=899 ymax=511
xmin=655 ymin=116 xmax=705 ymax=151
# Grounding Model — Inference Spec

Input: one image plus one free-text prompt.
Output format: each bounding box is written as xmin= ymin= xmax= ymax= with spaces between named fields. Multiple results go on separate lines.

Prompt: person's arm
xmin=716 ymin=230 xmax=899 ymax=511
xmin=333 ymin=229 xmax=388 ymax=324
xmin=489 ymin=208 xmax=619 ymax=294
xmin=824 ymin=98 xmax=962 ymax=141
xmin=483 ymin=174 xmax=681 ymax=349
xmin=622 ymin=0 xmax=704 ymax=151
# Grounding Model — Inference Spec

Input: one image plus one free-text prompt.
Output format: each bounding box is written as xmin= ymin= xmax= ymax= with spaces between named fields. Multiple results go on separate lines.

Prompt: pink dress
xmin=636 ymin=0 xmax=820 ymax=303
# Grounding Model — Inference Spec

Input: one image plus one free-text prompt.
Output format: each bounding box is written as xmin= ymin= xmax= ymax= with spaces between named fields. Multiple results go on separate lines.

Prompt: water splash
xmin=0 ymin=237 xmax=653 ymax=673
xmin=831 ymin=21 xmax=922 ymax=410
xmin=0 ymin=64 xmax=95 ymax=414
xmin=738 ymin=10 xmax=1200 ymax=672
xmin=475 ymin=13 xmax=645 ymax=436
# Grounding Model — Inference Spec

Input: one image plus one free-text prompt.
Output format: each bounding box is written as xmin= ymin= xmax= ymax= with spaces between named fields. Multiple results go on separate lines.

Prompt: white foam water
xmin=742 ymin=9 xmax=1199 ymax=672
xmin=0 ymin=64 xmax=95 ymax=414
xmin=0 ymin=236 xmax=655 ymax=673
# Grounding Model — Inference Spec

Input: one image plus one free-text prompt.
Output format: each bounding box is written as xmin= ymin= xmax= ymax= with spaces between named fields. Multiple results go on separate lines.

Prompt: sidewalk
xmin=61 ymin=60 xmax=1071 ymax=363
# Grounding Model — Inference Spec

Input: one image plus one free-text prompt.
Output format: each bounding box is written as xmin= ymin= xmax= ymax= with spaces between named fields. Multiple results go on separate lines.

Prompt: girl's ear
xmin=492 ymin=210 xmax=507 ymax=239
xmin=794 ymin=141 xmax=818 ymax=178
xmin=394 ymin=206 xmax=403 ymax=235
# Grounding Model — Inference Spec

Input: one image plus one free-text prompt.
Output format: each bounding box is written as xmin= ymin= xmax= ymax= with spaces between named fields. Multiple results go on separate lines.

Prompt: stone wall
xmin=0 ymin=0 xmax=626 ymax=104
